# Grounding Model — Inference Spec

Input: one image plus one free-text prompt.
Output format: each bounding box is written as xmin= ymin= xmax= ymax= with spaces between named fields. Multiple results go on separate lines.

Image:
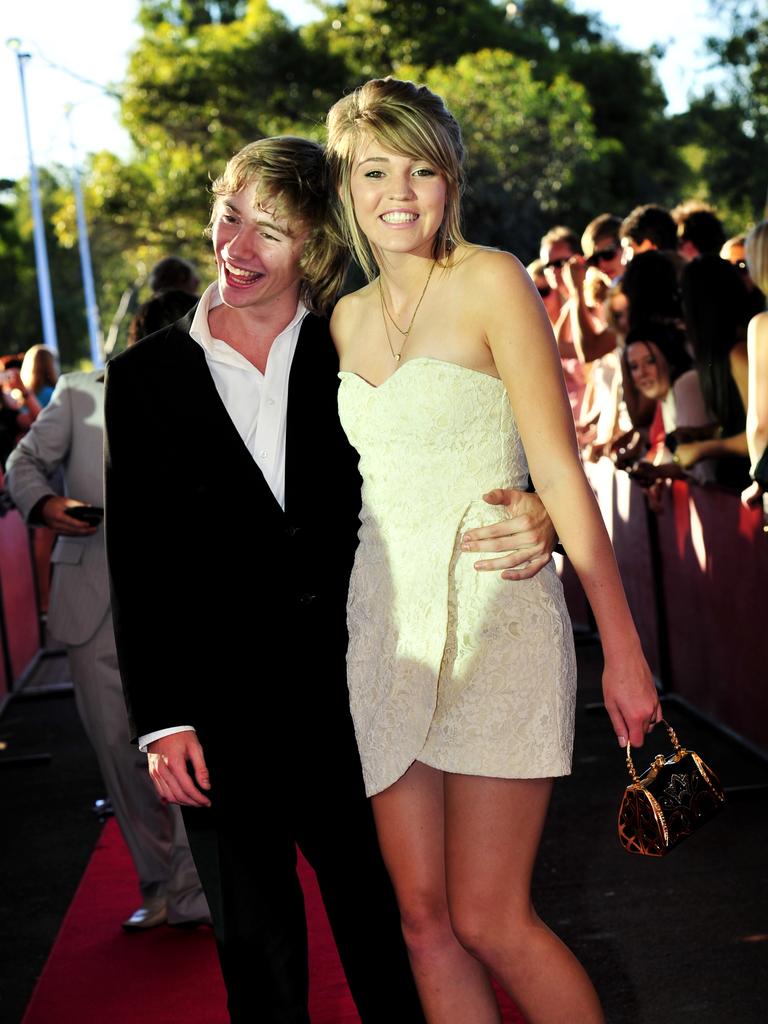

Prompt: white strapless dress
xmin=338 ymin=357 xmax=576 ymax=797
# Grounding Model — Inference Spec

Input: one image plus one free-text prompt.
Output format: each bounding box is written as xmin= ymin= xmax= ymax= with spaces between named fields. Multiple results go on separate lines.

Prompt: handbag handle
xmin=625 ymin=719 xmax=681 ymax=783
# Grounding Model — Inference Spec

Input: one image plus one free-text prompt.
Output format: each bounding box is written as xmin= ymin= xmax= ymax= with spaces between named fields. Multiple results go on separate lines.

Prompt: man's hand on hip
xmin=461 ymin=488 xmax=556 ymax=581
xmin=147 ymin=731 xmax=212 ymax=807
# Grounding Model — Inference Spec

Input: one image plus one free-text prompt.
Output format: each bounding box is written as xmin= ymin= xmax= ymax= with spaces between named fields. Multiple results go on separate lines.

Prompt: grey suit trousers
xmin=66 ymin=603 xmax=208 ymax=920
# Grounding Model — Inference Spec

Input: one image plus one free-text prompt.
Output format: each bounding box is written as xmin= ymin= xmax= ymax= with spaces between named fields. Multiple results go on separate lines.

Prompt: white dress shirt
xmin=138 ymin=282 xmax=308 ymax=751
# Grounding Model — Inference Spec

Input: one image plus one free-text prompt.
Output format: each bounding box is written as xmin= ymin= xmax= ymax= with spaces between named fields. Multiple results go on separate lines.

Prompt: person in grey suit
xmin=6 ymin=369 xmax=209 ymax=929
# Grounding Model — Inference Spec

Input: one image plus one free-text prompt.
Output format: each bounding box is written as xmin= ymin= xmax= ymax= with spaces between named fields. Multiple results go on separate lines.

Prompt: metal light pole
xmin=65 ymin=106 xmax=103 ymax=367
xmin=7 ymin=39 xmax=59 ymax=354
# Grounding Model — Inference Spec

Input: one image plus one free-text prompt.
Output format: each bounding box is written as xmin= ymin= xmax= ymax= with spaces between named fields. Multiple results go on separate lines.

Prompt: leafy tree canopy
xmin=672 ymin=0 xmax=768 ymax=227
xmin=138 ymin=0 xmax=250 ymax=30
xmin=23 ymin=0 xmax=764 ymax=363
xmin=1 ymin=172 xmax=90 ymax=367
xmin=419 ymin=49 xmax=610 ymax=254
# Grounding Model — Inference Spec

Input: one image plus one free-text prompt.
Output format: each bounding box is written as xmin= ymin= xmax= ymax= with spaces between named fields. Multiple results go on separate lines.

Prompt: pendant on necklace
xmin=394 ymin=353 xmax=401 ymax=362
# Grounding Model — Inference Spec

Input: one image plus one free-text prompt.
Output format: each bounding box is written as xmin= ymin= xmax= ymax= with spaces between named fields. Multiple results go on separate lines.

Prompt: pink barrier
xmin=563 ymin=462 xmax=768 ymax=755
xmin=0 ymin=605 xmax=8 ymax=704
xmin=0 ymin=507 xmax=41 ymax=690
xmin=654 ymin=480 xmax=768 ymax=752
xmin=32 ymin=527 xmax=55 ymax=615
xmin=585 ymin=460 xmax=661 ymax=677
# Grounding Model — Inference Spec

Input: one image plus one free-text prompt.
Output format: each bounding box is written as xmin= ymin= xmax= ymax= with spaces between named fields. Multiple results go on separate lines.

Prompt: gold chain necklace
xmin=378 ymin=260 xmax=436 ymax=362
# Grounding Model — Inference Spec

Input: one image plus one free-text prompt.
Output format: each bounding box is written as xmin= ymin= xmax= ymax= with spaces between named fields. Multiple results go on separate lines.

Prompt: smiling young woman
xmin=325 ymin=77 xmax=660 ymax=1024
xmin=348 ymin=143 xmax=447 ymax=261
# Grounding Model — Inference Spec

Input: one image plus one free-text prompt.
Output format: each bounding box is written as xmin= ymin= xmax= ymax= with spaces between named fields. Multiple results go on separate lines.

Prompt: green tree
xmin=308 ymin=0 xmax=684 ymax=212
xmin=52 ymin=151 xmax=211 ymax=357
xmin=123 ymin=0 xmax=346 ymax=157
xmin=674 ymin=0 xmax=768 ymax=226
xmin=564 ymin=42 xmax=684 ymax=207
xmin=0 ymin=180 xmax=39 ymax=357
xmin=55 ymin=0 xmax=349 ymax=339
xmin=304 ymin=0 xmax=508 ymax=75
xmin=49 ymin=0 xmax=697 ymax=330
xmin=421 ymin=49 xmax=609 ymax=258
xmin=138 ymin=0 xmax=249 ymax=30
xmin=1 ymin=172 xmax=89 ymax=367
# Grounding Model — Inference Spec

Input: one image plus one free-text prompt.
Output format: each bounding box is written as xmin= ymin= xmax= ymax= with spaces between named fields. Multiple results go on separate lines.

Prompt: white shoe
xmin=122 ymin=897 xmax=167 ymax=931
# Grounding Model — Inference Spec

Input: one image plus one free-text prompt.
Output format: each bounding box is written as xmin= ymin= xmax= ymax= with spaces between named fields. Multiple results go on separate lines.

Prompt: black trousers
xmin=182 ymin=714 xmax=424 ymax=1024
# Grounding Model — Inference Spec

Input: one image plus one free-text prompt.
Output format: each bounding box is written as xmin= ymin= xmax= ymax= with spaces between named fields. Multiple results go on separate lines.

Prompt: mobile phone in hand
xmin=64 ymin=505 xmax=104 ymax=526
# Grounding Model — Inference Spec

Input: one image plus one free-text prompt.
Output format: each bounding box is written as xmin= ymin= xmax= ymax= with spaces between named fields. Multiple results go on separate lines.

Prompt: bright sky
xmin=1 ymin=0 xmax=726 ymax=182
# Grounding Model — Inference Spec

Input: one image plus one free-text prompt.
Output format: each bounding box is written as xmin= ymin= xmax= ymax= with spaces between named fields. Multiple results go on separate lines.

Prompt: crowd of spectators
xmin=3 ymin=219 xmax=767 ymax=511
xmin=528 ymin=201 xmax=768 ymax=510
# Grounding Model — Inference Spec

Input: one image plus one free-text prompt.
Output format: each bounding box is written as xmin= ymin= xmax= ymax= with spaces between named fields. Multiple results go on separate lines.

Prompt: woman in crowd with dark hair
xmin=568 ymin=249 xmax=681 ymax=371
xmin=678 ymin=255 xmax=751 ymax=487
xmin=326 ymin=76 xmax=659 ymax=1024
xmin=620 ymin=322 xmax=709 ymax=468
xmin=621 ymin=250 xmax=682 ymax=331
xmin=126 ymin=289 xmax=199 ymax=347
xmin=621 ymin=323 xmax=688 ymax=433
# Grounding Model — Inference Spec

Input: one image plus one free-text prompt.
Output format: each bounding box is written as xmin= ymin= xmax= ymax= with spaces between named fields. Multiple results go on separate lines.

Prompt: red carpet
xmin=22 ymin=819 xmax=525 ymax=1023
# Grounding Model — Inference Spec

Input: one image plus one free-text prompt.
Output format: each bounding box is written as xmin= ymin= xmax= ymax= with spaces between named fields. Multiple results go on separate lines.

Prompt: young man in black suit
xmin=105 ymin=136 xmax=555 ymax=1023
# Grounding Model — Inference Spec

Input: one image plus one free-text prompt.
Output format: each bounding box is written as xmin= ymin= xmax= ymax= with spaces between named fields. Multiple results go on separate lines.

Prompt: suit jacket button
xmin=286 ymin=525 xmax=300 ymax=537
xmin=298 ymin=593 xmax=316 ymax=605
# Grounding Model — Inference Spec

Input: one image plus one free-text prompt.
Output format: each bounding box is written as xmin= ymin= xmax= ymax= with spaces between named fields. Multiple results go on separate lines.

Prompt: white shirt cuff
xmin=138 ymin=726 xmax=195 ymax=753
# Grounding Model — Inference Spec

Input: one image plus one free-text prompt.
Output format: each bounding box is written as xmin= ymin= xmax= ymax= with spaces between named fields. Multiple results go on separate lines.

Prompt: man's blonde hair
xmin=208 ymin=137 xmax=346 ymax=315
xmin=326 ymin=78 xmax=467 ymax=281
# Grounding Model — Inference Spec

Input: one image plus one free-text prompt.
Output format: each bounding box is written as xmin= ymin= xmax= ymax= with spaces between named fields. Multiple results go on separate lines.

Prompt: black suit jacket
xmin=104 ymin=308 xmax=362 ymax=755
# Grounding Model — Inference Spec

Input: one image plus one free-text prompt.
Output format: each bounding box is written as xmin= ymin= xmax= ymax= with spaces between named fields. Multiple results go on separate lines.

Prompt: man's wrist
xmin=138 ymin=725 xmax=196 ymax=753
xmin=29 ymin=495 xmax=57 ymax=525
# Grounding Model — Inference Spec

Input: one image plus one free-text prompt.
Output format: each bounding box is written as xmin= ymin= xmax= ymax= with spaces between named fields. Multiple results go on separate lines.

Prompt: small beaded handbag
xmin=618 ymin=720 xmax=725 ymax=857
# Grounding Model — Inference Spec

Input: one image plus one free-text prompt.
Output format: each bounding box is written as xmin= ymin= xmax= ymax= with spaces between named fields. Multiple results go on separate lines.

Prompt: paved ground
xmin=1 ymin=640 xmax=766 ymax=1023
xmin=0 ymin=663 xmax=103 ymax=1024
xmin=537 ymin=641 xmax=768 ymax=1023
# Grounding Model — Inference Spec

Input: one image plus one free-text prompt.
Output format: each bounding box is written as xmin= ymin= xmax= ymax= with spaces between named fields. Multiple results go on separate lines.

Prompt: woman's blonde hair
xmin=20 ymin=344 xmax=58 ymax=394
xmin=745 ymin=220 xmax=768 ymax=296
xmin=208 ymin=136 xmax=347 ymax=316
xmin=326 ymin=77 xmax=467 ymax=281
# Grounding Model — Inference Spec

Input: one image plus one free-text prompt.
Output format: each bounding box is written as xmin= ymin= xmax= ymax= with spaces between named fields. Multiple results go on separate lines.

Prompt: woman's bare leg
xmin=371 ymin=761 xmax=501 ymax=1023
xmin=445 ymin=774 xmax=605 ymax=1024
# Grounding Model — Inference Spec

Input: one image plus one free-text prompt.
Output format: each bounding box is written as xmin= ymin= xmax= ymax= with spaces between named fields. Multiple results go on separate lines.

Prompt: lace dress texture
xmin=338 ymin=357 xmax=577 ymax=797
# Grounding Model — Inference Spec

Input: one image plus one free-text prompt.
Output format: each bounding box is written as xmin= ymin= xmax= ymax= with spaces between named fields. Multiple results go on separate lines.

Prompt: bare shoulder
xmin=447 ymin=247 xmax=541 ymax=340
xmin=451 ymin=244 xmax=524 ymax=279
xmin=451 ymin=246 xmax=532 ymax=303
xmin=330 ymin=281 xmax=377 ymax=354
xmin=748 ymin=310 xmax=768 ymax=349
